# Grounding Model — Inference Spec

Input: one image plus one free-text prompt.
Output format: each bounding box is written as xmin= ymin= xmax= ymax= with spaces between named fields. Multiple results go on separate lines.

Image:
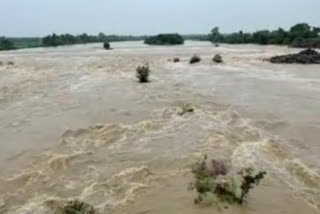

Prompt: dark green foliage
xmin=63 ymin=200 xmax=95 ymax=214
xmin=208 ymin=23 xmax=320 ymax=46
xmin=42 ymin=33 xmax=147 ymax=47
xmin=191 ymin=156 xmax=266 ymax=206
xmin=190 ymin=55 xmax=201 ymax=64
xmin=144 ymin=34 xmax=184 ymax=45
xmin=103 ymin=42 xmax=111 ymax=50
xmin=208 ymin=27 xmax=223 ymax=43
xmin=0 ymin=37 xmax=16 ymax=51
xmin=136 ymin=64 xmax=150 ymax=83
xmin=213 ymin=54 xmax=223 ymax=63
xmin=238 ymin=168 xmax=267 ymax=204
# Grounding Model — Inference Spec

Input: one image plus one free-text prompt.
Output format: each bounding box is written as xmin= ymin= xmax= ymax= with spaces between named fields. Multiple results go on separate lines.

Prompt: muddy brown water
xmin=0 ymin=41 xmax=319 ymax=214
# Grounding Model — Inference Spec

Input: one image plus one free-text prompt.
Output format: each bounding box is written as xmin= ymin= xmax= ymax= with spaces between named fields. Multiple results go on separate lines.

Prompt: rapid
xmin=0 ymin=41 xmax=319 ymax=214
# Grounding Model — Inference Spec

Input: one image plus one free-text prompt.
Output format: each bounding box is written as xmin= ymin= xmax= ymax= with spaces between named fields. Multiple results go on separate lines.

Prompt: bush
xmin=190 ymin=55 xmax=201 ymax=64
xmin=238 ymin=168 xmax=267 ymax=204
xmin=103 ymin=42 xmax=111 ymax=50
xmin=62 ymin=200 xmax=95 ymax=214
xmin=144 ymin=34 xmax=184 ymax=45
xmin=191 ymin=156 xmax=266 ymax=205
xmin=173 ymin=57 xmax=180 ymax=63
xmin=136 ymin=64 xmax=150 ymax=83
xmin=213 ymin=54 xmax=223 ymax=63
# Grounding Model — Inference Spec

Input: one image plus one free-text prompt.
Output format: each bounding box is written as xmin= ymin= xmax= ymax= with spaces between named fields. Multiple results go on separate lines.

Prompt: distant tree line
xmin=0 ymin=37 xmax=16 ymax=51
xmin=42 ymin=33 xmax=147 ymax=47
xmin=144 ymin=34 xmax=184 ymax=45
xmin=0 ymin=34 xmax=148 ymax=50
xmin=183 ymin=34 xmax=209 ymax=41
xmin=208 ymin=23 xmax=320 ymax=48
xmin=1 ymin=23 xmax=319 ymax=51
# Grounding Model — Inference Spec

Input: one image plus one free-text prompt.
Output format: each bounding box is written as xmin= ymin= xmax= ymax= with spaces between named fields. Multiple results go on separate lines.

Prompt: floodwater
xmin=0 ymin=41 xmax=319 ymax=214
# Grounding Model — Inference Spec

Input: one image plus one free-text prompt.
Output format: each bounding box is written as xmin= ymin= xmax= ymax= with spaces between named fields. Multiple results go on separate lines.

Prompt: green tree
xmin=208 ymin=27 xmax=221 ymax=43
xmin=0 ymin=37 xmax=16 ymax=50
xmin=144 ymin=34 xmax=184 ymax=45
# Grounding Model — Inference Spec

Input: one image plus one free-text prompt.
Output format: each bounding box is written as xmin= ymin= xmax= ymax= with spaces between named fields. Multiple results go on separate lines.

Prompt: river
xmin=0 ymin=41 xmax=319 ymax=214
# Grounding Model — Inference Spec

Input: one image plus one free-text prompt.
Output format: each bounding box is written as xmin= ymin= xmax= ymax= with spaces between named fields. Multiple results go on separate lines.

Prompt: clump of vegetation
xmin=173 ymin=57 xmax=180 ymax=63
xmin=136 ymin=64 xmax=150 ymax=83
xmin=62 ymin=200 xmax=95 ymax=214
xmin=0 ymin=37 xmax=16 ymax=51
xmin=144 ymin=34 xmax=184 ymax=45
xmin=213 ymin=54 xmax=223 ymax=63
xmin=238 ymin=168 xmax=267 ymax=204
xmin=191 ymin=156 xmax=266 ymax=206
xmin=103 ymin=41 xmax=111 ymax=50
xmin=178 ymin=104 xmax=194 ymax=116
xmin=190 ymin=55 xmax=201 ymax=64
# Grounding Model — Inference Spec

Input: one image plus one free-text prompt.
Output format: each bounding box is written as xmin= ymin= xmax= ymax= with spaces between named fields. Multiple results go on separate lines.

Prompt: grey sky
xmin=1 ymin=0 xmax=319 ymax=37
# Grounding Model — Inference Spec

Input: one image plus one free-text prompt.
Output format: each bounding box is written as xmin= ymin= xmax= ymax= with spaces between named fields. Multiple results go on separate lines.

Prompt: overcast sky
xmin=1 ymin=0 xmax=319 ymax=37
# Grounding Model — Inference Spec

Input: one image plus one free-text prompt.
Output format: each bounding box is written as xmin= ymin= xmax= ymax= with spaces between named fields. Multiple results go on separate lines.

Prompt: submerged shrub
xmin=103 ymin=42 xmax=111 ymax=50
xmin=63 ymin=200 xmax=95 ymax=214
xmin=190 ymin=55 xmax=201 ymax=64
xmin=213 ymin=54 xmax=223 ymax=63
xmin=238 ymin=168 xmax=266 ymax=204
xmin=178 ymin=104 xmax=194 ymax=116
xmin=191 ymin=156 xmax=266 ymax=206
xmin=173 ymin=57 xmax=180 ymax=63
xmin=136 ymin=64 xmax=150 ymax=83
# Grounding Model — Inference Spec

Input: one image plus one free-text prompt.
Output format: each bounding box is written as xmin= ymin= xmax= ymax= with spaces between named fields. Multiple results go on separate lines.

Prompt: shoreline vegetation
xmin=144 ymin=33 xmax=184 ymax=45
xmin=0 ymin=23 xmax=319 ymax=51
xmin=208 ymin=23 xmax=320 ymax=48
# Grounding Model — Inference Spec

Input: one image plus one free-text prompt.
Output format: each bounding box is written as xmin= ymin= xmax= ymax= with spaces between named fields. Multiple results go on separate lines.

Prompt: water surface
xmin=0 ymin=41 xmax=319 ymax=214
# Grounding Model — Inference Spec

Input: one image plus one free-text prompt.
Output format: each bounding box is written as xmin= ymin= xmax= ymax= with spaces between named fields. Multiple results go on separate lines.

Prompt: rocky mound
xmin=269 ymin=49 xmax=320 ymax=64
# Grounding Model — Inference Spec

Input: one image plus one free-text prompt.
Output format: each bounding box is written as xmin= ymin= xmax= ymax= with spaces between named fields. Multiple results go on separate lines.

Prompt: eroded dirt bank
xmin=0 ymin=42 xmax=319 ymax=214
